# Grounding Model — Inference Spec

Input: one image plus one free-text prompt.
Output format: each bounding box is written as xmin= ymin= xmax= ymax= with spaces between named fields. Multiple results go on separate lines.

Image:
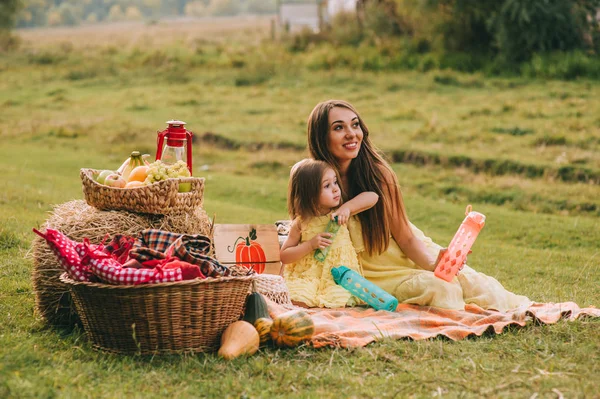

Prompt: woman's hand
xmin=309 ymin=233 xmax=333 ymax=250
xmin=433 ymin=248 xmax=471 ymax=274
xmin=331 ymin=205 xmax=351 ymax=225
xmin=434 ymin=248 xmax=448 ymax=268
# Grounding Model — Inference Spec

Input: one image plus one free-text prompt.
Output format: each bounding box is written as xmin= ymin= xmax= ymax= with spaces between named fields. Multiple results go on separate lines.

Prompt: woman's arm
xmin=332 ymin=191 xmax=379 ymax=225
xmin=381 ymin=171 xmax=437 ymax=271
xmin=280 ymin=219 xmax=333 ymax=264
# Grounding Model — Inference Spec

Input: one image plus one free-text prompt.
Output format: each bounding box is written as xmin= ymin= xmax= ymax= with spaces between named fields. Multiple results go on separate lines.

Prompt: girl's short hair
xmin=287 ymin=159 xmax=337 ymax=220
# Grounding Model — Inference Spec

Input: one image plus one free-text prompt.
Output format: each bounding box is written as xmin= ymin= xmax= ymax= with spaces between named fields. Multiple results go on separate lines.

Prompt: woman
xmin=307 ymin=99 xmax=530 ymax=312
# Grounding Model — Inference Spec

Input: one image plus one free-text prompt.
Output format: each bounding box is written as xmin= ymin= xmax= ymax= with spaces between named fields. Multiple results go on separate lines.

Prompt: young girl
xmin=280 ymin=159 xmax=378 ymax=308
xmin=306 ymin=99 xmax=531 ymax=312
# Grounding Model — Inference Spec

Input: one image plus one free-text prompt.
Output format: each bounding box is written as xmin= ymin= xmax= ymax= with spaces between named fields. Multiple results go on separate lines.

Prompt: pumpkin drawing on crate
xmin=227 ymin=227 xmax=266 ymax=273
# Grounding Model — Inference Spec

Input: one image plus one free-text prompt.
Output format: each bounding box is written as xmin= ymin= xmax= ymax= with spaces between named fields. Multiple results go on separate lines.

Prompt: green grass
xmin=1 ymin=20 xmax=599 ymax=398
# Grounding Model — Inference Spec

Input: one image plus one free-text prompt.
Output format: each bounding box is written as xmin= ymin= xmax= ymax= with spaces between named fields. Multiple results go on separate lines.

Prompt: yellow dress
xmin=348 ymin=221 xmax=531 ymax=312
xmin=283 ymin=214 xmax=363 ymax=308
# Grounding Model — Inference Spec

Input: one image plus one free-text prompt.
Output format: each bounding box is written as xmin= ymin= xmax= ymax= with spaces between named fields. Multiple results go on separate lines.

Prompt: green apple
xmin=96 ymin=170 xmax=115 ymax=185
xmin=178 ymin=179 xmax=191 ymax=193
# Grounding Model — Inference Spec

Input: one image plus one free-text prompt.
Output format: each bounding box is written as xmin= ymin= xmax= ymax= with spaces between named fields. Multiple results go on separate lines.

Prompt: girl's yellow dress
xmin=284 ymin=214 xmax=363 ymax=308
xmin=349 ymin=221 xmax=531 ymax=312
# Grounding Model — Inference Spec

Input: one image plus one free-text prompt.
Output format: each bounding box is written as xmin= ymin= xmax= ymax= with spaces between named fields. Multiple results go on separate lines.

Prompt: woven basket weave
xmin=80 ymin=168 xmax=204 ymax=215
xmin=253 ymin=274 xmax=292 ymax=306
xmin=60 ymin=273 xmax=253 ymax=355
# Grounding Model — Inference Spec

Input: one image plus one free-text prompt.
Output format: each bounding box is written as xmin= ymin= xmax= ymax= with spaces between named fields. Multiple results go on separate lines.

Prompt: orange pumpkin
xmin=228 ymin=228 xmax=266 ymax=273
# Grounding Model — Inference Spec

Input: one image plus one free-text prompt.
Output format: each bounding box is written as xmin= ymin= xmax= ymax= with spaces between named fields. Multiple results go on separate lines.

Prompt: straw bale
xmin=30 ymin=200 xmax=212 ymax=328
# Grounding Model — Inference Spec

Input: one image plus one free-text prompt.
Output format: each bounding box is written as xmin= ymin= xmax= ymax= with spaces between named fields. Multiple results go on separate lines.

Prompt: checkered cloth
xmin=76 ymin=240 xmax=183 ymax=285
xmin=33 ymin=228 xmax=93 ymax=282
xmin=130 ymin=229 xmax=229 ymax=278
xmin=35 ymin=228 xmax=220 ymax=285
xmin=103 ymin=234 xmax=136 ymax=264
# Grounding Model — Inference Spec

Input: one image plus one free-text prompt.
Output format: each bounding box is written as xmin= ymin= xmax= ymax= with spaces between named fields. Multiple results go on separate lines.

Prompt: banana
xmin=116 ymin=158 xmax=130 ymax=175
xmin=117 ymin=151 xmax=148 ymax=181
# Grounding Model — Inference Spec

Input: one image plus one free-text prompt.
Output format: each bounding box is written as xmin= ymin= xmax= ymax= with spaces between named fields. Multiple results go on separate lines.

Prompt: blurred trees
xmin=6 ymin=0 xmax=599 ymax=70
xmin=0 ymin=0 xmax=22 ymax=50
xmin=381 ymin=0 xmax=600 ymax=61
xmin=13 ymin=0 xmax=277 ymax=28
xmin=290 ymin=0 xmax=600 ymax=77
xmin=1 ymin=0 xmax=22 ymax=30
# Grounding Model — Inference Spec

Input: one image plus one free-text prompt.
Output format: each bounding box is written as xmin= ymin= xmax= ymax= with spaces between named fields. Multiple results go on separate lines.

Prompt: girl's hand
xmin=310 ymin=233 xmax=333 ymax=250
xmin=331 ymin=205 xmax=351 ymax=225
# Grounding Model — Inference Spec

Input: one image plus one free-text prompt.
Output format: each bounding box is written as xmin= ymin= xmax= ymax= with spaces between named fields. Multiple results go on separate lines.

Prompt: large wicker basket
xmin=80 ymin=168 xmax=204 ymax=215
xmin=60 ymin=273 xmax=253 ymax=355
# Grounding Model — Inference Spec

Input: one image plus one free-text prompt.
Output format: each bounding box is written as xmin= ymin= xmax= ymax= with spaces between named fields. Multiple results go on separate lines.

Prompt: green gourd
xmin=254 ymin=318 xmax=274 ymax=345
xmin=242 ymin=292 xmax=270 ymax=325
xmin=270 ymin=310 xmax=315 ymax=348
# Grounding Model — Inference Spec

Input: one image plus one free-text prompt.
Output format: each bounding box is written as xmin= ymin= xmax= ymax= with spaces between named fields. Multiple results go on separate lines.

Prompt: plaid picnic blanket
xmin=266 ymin=300 xmax=600 ymax=348
xmin=76 ymin=239 xmax=185 ymax=285
xmin=35 ymin=228 xmax=214 ymax=285
xmin=103 ymin=234 xmax=135 ymax=264
xmin=129 ymin=229 xmax=229 ymax=277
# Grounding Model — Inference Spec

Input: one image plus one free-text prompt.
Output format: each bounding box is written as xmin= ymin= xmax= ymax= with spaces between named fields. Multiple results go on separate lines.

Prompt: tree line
xmin=2 ymin=0 xmax=598 ymax=76
xmin=5 ymin=0 xmax=277 ymax=29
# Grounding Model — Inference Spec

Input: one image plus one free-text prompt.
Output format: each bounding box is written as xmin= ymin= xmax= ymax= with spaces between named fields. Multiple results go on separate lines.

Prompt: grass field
xmin=1 ymin=18 xmax=599 ymax=398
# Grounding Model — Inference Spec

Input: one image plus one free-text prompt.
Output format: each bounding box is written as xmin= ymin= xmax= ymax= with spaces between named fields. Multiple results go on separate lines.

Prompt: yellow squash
xmin=218 ymin=321 xmax=259 ymax=360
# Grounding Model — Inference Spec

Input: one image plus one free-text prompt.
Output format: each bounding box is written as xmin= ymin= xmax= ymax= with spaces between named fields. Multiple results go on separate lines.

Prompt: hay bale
xmin=30 ymin=200 xmax=212 ymax=328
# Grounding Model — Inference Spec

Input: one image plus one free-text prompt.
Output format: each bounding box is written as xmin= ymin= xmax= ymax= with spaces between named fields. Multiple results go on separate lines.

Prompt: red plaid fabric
xmin=77 ymin=242 xmax=183 ymax=285
xmin=35 ymin=228 xmax=210 ymax=285
xmin=90 ymin=257 xmax=182 ymax=285
xmin=33 ymin=228 xmax=92 ymax=282
xmin=130 ymin=229 xmax=228 ymax=278
xmin=130 ymin=229 xmax=178 ymax=261
xmin=167 ymin=235 xmax=230 ymax=278
xmin=103 ymin=234 xmax=136 ymax=264
xmin=141 ymin=258 xmax=204 ymax=280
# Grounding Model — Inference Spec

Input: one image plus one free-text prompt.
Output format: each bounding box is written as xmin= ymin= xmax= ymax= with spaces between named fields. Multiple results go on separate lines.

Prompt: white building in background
xmin=278 ymin=0 xmax=358 ymax=33
xmin=327 ymin=0 xmax=358 ymax=15
xmin=279 ymin=2 xmax=321 ymax=32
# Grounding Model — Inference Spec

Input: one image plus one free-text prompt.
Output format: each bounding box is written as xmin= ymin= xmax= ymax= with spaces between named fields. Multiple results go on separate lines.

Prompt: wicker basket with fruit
xmin=80 ymin=165 xmax=204 ymax=215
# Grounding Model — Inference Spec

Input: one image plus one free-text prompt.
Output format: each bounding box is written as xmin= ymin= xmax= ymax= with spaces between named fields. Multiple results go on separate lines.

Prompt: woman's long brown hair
xmin=307 ymin=100 xmax=409 ymax=255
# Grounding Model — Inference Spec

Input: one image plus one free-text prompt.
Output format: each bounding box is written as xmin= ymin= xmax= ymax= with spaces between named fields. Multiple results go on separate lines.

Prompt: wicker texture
xmin=253 ymin=274 xmax=292 ymax=306
xmin=29 ymin=200 xmax=213 ymax=328
xmin=60 ymin=273 xmax=253 ymax=354
xmin=80 ymin=168 xmax=204 ymax=215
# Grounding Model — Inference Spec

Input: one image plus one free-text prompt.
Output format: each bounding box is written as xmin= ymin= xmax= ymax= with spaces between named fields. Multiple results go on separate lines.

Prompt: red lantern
xmin=228 ymin=228 xmax=266 ymax=273
xmin=156 ymin=120 xmax=193 ymax=175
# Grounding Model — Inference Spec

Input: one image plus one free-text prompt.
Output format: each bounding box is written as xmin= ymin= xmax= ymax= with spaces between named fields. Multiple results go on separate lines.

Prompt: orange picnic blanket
xmin=267 ymin=300 xmax=600 ymax=349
